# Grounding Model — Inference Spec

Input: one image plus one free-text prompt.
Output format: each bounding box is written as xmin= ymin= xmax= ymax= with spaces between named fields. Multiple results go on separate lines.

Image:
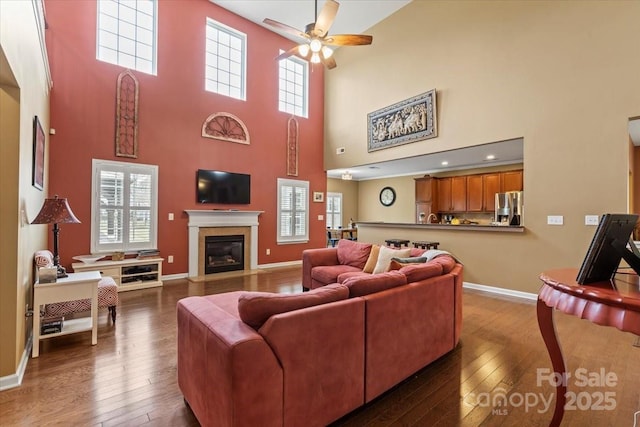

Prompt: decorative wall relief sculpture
xmin=202 ymin=112 xmax=249 ymax=144
xmin=287 ymin=115 xmax=299 ymax=176
xmin=115 ymin=70 xmax=139 ymax=158
xmin=367 ymin=89 xmax=437 ymax=152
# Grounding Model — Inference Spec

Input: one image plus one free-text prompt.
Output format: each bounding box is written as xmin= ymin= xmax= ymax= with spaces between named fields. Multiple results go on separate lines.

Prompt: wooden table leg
xmin=536 ymin=298 xmax=566 ymax=427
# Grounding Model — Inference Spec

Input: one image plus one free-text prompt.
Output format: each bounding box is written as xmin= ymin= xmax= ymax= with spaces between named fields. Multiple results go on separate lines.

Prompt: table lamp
xmin=31 ymin=195 xmax=81 ymax=278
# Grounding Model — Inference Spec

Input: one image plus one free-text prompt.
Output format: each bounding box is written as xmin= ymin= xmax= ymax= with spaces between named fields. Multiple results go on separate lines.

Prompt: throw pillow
xmin=388 ymin=257 xmax=428 ymax=271
xmin=238 ymin=283 xmax=349 ymax=330
xmin=399 ymin=262 xmax=443 ymax=282
xmin=362 ymin=244 xmax=380 ymax=273
xmin=336 ymin=239 xmax=372 ymax=269
xmin=372 ymin=246 xmax=412 ymax=274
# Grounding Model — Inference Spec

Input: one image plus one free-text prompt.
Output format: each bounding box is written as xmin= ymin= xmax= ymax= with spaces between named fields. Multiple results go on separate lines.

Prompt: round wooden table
xmin=537 ymin=268 xmax=640 ymax=426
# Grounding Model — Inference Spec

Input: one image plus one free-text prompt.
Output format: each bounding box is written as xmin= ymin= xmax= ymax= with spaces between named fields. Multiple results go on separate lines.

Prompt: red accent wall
xmin=44 ymin=0 xmax=326 ymax=275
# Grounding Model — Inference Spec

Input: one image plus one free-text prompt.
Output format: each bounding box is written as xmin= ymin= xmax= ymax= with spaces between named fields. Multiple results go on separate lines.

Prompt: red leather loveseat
xmin=176 ymin=240 xmax=463 ymax=426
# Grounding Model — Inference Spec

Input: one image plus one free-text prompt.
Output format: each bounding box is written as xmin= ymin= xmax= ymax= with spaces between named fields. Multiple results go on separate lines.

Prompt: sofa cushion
xmin=238 ymin=284 xmax=349 ymax=329
xmin=337 ymin=239 xmax=372 ymax=269
xmin=410 ymin=248 xmax=425 ymax=257
xmin=312 ymin=265 xmax=362 ymax=286
xmin=362 ymin=244 xmax=380 ymax=273
xmin=337 ymin=271 xmax=370 ymax=283
xmin=373 ymin=246 xmax=411 ymax=274
xmin=342 ymin=271 xmax=407 ymax=297
xmin=429 ymin=255 xmax=457 ymax=273
xmin=398 ymin=262 xmax=444 ymax=283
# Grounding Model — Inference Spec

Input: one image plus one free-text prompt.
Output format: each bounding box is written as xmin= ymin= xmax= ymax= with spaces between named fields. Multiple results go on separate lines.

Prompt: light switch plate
xmin=318 ymin=215 xmax=324 ymax=220
xmin=585 ymin=215 xmax=599 ymax=225
xmin=547 ymin=215 xmax=564 ymax=225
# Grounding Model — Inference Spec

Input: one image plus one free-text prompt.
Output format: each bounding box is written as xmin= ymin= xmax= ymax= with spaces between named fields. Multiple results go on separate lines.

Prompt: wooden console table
xmin=537 ymin=268 xmax=640 ymax=426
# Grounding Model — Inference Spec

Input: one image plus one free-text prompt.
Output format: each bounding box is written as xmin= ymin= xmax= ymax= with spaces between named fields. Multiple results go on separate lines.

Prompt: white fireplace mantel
xmin=185 ymin=210 xmax=263 ymax=277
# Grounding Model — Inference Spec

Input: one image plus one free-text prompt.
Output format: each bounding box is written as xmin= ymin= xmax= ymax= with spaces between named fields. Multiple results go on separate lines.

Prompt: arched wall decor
xmin=115 ymin=69 xmax=139 ymax=158
xmin=201 ymin=112 xmax=250 ymax=144
xmin=287 ymin=115 xmax=299 ymax=176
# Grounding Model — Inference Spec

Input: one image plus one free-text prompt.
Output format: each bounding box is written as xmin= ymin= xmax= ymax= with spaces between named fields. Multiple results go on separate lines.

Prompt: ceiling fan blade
xmin=313 ymin=0 xmax=339 ymax=38
xmin=263 ymin=18 xmax=308 ymax=40
xmin=324 ymin=34 xmax=373 ymax=46
xmin=276 ymin=45 xmax=311 ymax=61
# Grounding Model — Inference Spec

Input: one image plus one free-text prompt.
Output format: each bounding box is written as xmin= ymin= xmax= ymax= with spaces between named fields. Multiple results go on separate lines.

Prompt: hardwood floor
xmin=1 ymin=266 xmax=638 ymax=426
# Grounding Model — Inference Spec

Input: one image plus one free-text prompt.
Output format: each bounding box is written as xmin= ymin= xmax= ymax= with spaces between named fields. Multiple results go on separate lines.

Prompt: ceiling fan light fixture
xmin=309 ymin=39 xmax=323 ymax=53
xmin=298 ymin=44 xmax=310 ymax=57
xmin=310 ymin=52 xmax=321 ymax=64
xmin=321 ymin=46 xmax=333 ymax=58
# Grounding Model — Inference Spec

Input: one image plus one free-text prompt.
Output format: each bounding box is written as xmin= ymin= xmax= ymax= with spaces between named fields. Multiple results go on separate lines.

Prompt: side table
xmin=32 ymin=271 xmax=101 ymax=357
xmin=537 ymin=268 xmax=640 ymax=426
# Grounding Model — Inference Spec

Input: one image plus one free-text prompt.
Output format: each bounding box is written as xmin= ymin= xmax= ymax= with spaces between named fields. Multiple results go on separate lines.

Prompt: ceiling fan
xmin=263 ymin=0 xmax=373 ymax=69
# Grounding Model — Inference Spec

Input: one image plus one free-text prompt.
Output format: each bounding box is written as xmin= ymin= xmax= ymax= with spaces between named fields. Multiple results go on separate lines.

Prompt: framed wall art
xmin=32 ymin=116 xmax=45 ymax=191
xmin=313 ymin=192 xmax=324 ymax=203
xmin=367 ymin=89 xmax=437 ymax=152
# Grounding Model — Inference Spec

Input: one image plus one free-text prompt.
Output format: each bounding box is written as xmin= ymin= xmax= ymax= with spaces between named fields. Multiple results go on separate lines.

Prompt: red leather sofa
xmin=177 ymin=241 xmax=463 ymax=426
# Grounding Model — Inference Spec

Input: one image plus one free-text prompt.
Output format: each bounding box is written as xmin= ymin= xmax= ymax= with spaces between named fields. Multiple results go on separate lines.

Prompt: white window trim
xmin=205 ymin=18 xmax=247 ymax=101
xmin=96 ymin=0 xmax=158 ymax=75
xmin=91 ymin=159 xmax=159 ymax=254
xmin=326 ymin=192 xmax=342 ymax=229
xmin=278 ymin=52 xmax=309 ymax=118
xmin=277 ymin=178 xmax=309 ymax=244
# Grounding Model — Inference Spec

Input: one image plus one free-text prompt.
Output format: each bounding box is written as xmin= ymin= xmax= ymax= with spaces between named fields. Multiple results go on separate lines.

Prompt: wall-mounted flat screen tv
xmin=576 ymin=213 xmax=639 ymax=284
xmin=197 ymin=169 xmax=250 ymax=204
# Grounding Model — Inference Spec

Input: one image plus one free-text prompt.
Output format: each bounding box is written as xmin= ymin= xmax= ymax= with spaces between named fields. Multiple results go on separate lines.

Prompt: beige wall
xmin=325 ymin=1 xmax=640 ymax=293
xmin=0 ymin=1 xmax=50 ymax=381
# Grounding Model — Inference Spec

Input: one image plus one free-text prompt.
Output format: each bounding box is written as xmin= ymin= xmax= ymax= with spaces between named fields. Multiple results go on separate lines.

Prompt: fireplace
xmin=185 ymin=210 xmax=263 ymax=278
xmin=205 ymin=235 xmax=244 ymax=274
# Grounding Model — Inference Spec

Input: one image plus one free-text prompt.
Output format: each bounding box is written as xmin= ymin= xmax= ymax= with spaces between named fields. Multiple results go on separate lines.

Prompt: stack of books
xmin=41 ymin=316 xmax=64 ymax=335
xmin=137 ymin=249 xmax=160 ymax=259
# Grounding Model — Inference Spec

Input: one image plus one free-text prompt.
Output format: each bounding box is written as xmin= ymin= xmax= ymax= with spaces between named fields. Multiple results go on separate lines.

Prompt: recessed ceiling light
xmin=486 ymin=154 xmax=496 ymax=160
xmin=441 ymin=161 xmax=449 ymax=166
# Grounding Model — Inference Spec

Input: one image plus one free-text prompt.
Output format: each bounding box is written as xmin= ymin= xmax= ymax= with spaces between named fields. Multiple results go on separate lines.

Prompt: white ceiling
xmin=210 ymin=1 xmax=640 ymax=180
xmin=211 ymin=0 xmax=412 ymax=41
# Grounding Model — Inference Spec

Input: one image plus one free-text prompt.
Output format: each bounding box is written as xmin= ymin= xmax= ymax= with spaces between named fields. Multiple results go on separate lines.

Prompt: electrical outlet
xmin=547 ymin=215 xmax=564 ymax=225
xmin=585 ymin=215 xmax=599 ymax=225
xmin=336 ymin=147 xmax=346 ymax=154
xmin=168 ymin=255 xmax=174 ymax=263
xmin=168 ymin=213 xmax=174 ymax=221
xmin=266 ymin=249 xmax=271 ymax=255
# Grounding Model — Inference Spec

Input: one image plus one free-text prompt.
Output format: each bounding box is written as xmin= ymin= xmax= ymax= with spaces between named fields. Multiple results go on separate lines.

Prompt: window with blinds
xmin=97 ymin=0 xmax=157 ymax=75
xmin=91 ymin=159 xmax=158 ymax=253
xmin=326 ymin=192 xmax=342 ymax=229
xmin=277 ymin=178 xmax=309 ymax=243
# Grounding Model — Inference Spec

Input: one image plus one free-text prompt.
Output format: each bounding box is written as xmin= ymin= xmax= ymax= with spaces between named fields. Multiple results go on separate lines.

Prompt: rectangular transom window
xmin=97 ymin=0 xmax=157 ymax=75
xmin=205 ymin=18 xmax=246 ymax=100
xmin=277 ymin=178 xmax=309 ymax=243
xmin=91 ymin=159 xmax=158 ymax=253
xmin=279 ymin=53 xmax=308 ymax=118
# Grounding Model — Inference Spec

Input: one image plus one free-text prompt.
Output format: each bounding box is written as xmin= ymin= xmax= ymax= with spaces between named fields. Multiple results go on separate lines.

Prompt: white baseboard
xmin=463 ymin=281 xmax=537 ymax=301
xmin=258 ymin=260 xmax=302 ymax=269
xmin=0 ymin=335 xmax=32 ymax=391
xmin=162 ymin=272 xmax=188 ymax=281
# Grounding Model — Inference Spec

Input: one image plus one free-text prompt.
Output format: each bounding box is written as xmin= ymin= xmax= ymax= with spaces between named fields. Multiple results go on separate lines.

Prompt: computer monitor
xmin=576 ymin=213 xmax=639 ymax=284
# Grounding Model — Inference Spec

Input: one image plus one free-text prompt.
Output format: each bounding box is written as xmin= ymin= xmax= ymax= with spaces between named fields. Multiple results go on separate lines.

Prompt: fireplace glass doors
xmin=204 ymin=235 xmax=244 ymax=274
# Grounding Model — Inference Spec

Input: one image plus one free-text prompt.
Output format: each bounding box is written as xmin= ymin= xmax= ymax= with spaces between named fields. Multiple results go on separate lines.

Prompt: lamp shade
xmin=31 ymin=195 xmax=81 ymax=225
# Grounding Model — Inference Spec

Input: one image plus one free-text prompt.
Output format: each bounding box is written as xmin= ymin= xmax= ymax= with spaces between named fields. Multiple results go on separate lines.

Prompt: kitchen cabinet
xmin=414 ymin=176 xmax=438 ymax=222
xmin=483 ymin=173 xmax=501 ymax=212
xmin=467 ymin=173 xmax=501 ymax=212
xmin=501 ymin=170 xmax=523 ymax=192
xmin=438 ymin=176 xmax=467 ymax=212
xmin=466 ymin=175 xmax=483 ymax=212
